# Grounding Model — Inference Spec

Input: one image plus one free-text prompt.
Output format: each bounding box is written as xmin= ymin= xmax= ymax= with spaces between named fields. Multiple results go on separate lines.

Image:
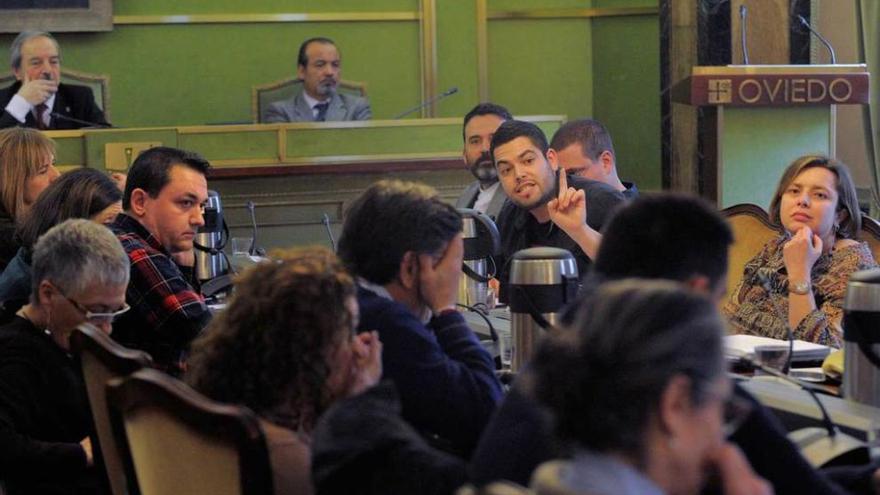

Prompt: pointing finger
xmin=558 ymin=169 xmax=568 ymax=199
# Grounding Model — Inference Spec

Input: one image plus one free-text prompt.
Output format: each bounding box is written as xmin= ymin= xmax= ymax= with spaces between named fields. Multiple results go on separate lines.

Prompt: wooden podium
xmin=682 ymin=65 xmax=870 ymax=207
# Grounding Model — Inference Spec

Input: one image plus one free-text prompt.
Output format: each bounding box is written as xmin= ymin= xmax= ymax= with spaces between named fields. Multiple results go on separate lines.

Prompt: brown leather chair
xmin=859 ymin=213 xmax=880 ymax=263
xmin=106 ymin=368 xmax=273 ymax=495
xmin=251 ymin=77 xmax=367 ymax=123
xmin=70 ymin=324 xmax=152 ymax=495
xmin=721 ymin=204 xmax=781 ymax=300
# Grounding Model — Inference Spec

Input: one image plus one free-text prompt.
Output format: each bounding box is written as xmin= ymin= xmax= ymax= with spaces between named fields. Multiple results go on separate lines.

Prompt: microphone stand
xmin=739 ymin=5 xmax=750 ymax=65
xmin=797 ymin=15 xmax=837 ymax=65
xmin=393 ymin=87 xmax=459 ymax=119
xmin=49 ymin=112 xmax=111 ymax=128
xmin=246 ymin=201 xmax=259 ymax=256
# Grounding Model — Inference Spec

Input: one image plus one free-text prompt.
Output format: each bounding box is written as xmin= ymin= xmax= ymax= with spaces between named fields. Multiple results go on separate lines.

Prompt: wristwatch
xmin=789 ymin=280 xmax=811 ymax=295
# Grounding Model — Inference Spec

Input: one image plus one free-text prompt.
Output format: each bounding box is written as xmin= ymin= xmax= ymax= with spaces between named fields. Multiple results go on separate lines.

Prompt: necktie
xmin=34 ymin=104 xmax=48 ymax=130
xmin=315 ymin=102 xmax=329 ymax=122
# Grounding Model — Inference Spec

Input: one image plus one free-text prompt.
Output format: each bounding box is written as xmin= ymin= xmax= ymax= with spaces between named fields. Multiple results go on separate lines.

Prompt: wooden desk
xmin=46 ymin=116 xmax=567 ymax=249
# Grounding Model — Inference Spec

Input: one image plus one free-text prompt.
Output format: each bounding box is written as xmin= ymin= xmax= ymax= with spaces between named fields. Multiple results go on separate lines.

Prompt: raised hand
xmin=348 ymin=330 xmax=383 ymax=395
xmin=709 ymin=443 xmax=773 ymax=495
xmin=17 ymin=72 xmax=58 ymax=106
xmin=547 ymin=169 xmax=587 ymax=236
xmin=80 ymin=436 xmax=94 ymax=467
xmin=782 ymin=226 xmax=822 ymax=284
xmin=546 ymin=170 xmax=602 ymax=259
xmin=418 ymin=234 xmax=464 ymax=314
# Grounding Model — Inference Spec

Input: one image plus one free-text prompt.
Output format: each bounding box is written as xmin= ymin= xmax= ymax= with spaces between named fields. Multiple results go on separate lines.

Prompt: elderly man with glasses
xmin=0 ymin=219 xmax=129 ymax=495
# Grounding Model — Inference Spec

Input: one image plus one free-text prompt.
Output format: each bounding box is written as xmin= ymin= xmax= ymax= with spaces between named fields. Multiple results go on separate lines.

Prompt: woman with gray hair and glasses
xmin=0 ymin=219 xmax=129 ymax=495
xmin=529 ymin=280 xmax=771 ymax=495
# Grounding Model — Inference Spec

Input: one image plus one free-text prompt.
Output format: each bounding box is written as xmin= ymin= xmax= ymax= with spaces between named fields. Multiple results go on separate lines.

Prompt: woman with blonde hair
xmin=724 ymin=155 xmax=877 ymax=347
xmin=0 ymin=128 xmax=59 ymax=270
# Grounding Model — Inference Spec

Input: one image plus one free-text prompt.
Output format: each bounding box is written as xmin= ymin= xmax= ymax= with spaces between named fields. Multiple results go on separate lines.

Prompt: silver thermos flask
xmin=842 ymin=268 xmax=880 ymax=407
xmin=458 ymin=209 xmax=500 ymax=308
xmin=194 ymin=190 xmax=228 ymax=282
xmin=508 ymin=247 xmax=579 ymax=371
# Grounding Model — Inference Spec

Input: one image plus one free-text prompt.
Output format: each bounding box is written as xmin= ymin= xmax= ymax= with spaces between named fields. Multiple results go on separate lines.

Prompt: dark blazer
xmin=454 ymin=181 xmax=508 ymax=221
xmin=0 ymin=81 xmax=109 ymax=130
xmin=263 ymin=88 xmax=371 ymax=123
xmin=355 ymin=287 xmax=502 ymax=456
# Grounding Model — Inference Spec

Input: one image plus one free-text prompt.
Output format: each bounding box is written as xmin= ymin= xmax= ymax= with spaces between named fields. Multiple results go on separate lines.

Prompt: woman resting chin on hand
xmin=723 ymin=155 xmax=877 ymax=347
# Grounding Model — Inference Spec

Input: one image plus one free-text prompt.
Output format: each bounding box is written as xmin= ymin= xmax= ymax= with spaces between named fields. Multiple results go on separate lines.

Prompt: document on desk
xmin=724 ymin=334 xmax=831 ymax=363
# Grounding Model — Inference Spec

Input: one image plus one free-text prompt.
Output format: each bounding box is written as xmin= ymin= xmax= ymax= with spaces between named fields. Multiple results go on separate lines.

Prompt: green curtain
xmin=857 ymin=0 xmax=880 ymax=212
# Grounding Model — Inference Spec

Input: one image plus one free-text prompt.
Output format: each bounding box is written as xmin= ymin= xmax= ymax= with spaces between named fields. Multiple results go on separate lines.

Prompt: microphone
xmin=755 ymin=268 xmax=795 ymax=373
xmin=797 ymin=15 xmax=837 ymax=64
xmin=739 ymin=5 xmax=750 ymax=65
xmin=322 ymin=213 xmax=337 ymax=252
xmin=743 ymin=356 xmax=838 ymax=439
xmin=245 ymin=201 xmax=258 ymax=256
xmin=393 ymin=87 xmax=459 ymax=119
xmin=49 ymin=111 xmax=111 ymax=129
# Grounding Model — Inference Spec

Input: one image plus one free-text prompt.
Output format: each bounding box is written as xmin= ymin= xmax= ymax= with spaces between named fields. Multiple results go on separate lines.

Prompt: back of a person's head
xmin=31 ymin=218 xmax=129 ymax=300
xmin=17 ymin=168 xmax=121 ymax=249
xmin=531 ymin=279 xmax=724 ymax=457
xmin=337 ymin=180 xmax=462 ymax=284
xmin=122 ymin=146 xmax=209 ymax=211
xmin=0 ymin=127 xmax=55 ymax=219
xmin=593 ymin=193 xmax=733 ymax=289
xmin=549 ymin=118 xmax=615 ymax=160
xmin=186 ymin=246 xmax=354 ymax=431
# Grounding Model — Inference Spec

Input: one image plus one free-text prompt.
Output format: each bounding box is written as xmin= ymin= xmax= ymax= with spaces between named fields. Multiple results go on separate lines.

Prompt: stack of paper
xmin=724 ymin=334 xmax=831 ymax=363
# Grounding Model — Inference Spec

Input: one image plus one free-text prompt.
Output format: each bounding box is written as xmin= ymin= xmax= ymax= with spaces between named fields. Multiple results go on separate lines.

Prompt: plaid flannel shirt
xmin=110 ymin=213 xmax=210 ymax=373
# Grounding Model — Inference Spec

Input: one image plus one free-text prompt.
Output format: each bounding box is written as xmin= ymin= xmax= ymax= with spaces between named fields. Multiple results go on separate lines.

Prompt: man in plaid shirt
xmin=109 ymin=147 xmax=211 ymax=374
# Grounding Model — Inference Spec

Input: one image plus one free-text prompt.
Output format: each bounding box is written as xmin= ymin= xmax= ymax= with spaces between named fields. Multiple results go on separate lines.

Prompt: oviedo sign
xmin=689 ymin=66 xmax=870 ymax=107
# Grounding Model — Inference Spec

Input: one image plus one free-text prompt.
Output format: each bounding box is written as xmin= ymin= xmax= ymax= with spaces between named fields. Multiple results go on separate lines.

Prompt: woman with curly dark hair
xmin=186 ymin=246 xmax=381 ymax=495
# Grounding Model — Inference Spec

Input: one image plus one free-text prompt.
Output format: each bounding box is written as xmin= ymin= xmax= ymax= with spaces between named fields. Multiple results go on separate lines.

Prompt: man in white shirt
xmin=263 ymin=37 xmax=371 ymax=123
xmin=454 ymin=103 xmax=512 ymax=220
xmin=0 ymin=31 xmax=108 ymax=130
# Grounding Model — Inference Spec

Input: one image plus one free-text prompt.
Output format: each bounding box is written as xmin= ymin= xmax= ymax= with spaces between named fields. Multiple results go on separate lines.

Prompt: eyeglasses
xmin=59 ymin=290 xmax=130 ymax=324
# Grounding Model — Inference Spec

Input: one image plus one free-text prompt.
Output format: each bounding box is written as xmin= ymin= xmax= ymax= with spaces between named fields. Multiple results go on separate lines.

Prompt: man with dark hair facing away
xmin=455 ymin=102 xmax=513 ymax=220
xmin=109 ymin=146 xmax=211 ymax=375
xmin=337 ymin=180 xmax=502 ymax=457
xmin=550 ymin=118 xmax=638 ymax=199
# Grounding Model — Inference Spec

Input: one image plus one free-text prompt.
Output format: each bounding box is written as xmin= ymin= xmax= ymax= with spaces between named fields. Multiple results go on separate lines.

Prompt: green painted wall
xmin=721 ymin=107 xmax=832 ymax=208
xmin=1 ymin=0 xmax=661 ymax=185
xmin=591 ymin=3 xmax=661 ymax=190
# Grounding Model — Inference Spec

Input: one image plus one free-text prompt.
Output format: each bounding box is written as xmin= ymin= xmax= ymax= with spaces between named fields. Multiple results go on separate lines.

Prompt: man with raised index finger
xmin=490 ymin=120 xmax=626 ymax=299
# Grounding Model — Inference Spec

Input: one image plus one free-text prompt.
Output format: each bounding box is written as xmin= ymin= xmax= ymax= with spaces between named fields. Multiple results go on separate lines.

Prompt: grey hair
xmin=531 ymin=279 xmax=725 ymax=459
xmin=10 ymin=31 xmax=59 ymax=70
xmin=31 ymin=219 xmax=129 ymax=301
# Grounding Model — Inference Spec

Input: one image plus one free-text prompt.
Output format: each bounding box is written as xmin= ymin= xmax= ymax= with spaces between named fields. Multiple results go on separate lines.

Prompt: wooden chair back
xmin=251 ymin=77 xmax=367 ymax=123
xmin=106 ymin=368 xmax=273 ymax=495
xmin=70 ymin=324 xmax=152 ymax=495
xmin=859 ymin=214 xmax=880 ymax=263
xmin=721 ymin=203 xmax=781 ymax=299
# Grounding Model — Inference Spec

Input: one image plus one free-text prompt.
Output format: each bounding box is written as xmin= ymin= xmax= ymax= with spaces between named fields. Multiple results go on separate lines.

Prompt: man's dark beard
xmin=469 ymin=152 xmax=497 ymax=185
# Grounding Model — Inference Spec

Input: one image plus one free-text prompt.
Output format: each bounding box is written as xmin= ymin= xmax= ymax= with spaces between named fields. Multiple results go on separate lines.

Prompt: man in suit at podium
xmin=454 ymin=103 xmax=512 ymax=221
xmin=0 ymin=31 xmax=109 ymax=130
xmin=264 ymin=37 xmax=372 ymax=123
